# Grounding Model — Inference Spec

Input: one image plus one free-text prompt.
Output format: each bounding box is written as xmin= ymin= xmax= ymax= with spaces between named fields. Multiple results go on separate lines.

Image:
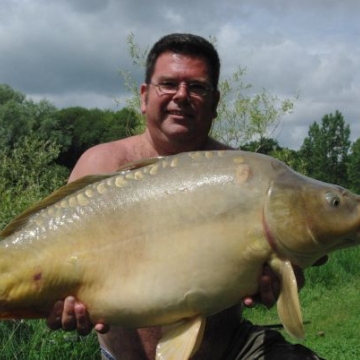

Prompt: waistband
xmin=100 ymin=346 xmax=116 ymax=360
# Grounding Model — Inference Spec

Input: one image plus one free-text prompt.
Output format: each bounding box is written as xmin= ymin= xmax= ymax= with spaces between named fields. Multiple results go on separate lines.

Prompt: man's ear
xmin=140 ymin=83 xmax=148 ymax=114
xmin=212 ymin=89 xmax=220 ymax=116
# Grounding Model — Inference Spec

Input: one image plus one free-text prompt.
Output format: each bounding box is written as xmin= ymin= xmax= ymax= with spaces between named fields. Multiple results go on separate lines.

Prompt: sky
xmin=1 ymin=0 xmax=359 ymax=149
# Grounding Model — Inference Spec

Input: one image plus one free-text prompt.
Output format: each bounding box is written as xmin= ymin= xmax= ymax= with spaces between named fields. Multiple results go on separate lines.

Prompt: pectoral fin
xmin=269 ymin=258 xmax=304 ymax=339
xmin=156 ymin=316 xmax=205 ymax=360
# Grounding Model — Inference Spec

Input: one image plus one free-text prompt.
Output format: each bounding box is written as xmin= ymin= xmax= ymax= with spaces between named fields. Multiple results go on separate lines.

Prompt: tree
xmin=54 ymin=106 xmax=141 ymax=169
xmin=271 ymin=147 xmax=308 ymax=174
xmin=299 ymin=110 xmax=351 ymax=186
xmin=241 ymin=138 xmax=281 ymax=155
xmin=0 ymin=97 xmax=33 ymax=147
xmin=347 ymin=138 xmax=360 ymax=193
xmin=0 ymin=84 xmax=142 ymax=170
xmin=0 ymin=135 xmax=68 ymax=229
xmin=0 ymin=84 xmax=60 ymax=149
xmin=117 ymin=32 xmax=149 ymax=133
xmin=0 ymin=83 xmax=25 ymax=105
xmin=211 ymin=68 xmax=296 ymax=148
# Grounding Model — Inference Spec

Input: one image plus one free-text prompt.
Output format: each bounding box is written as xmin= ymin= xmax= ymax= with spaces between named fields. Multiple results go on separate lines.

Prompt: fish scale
xmin=1 ymin=150 xmax=360 ymax=360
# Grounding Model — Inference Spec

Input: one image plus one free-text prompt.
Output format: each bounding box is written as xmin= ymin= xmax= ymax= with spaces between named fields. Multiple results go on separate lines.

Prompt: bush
xmin=0 ymin=135 xmax=68 ymax=230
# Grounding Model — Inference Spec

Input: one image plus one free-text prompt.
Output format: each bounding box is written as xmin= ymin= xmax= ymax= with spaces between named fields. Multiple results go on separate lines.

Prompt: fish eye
xmin=325 ymin=192 xmax=341 ymax=207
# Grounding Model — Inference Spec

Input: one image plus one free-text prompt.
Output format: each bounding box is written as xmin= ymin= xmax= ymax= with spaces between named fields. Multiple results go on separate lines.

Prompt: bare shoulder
xmin=68 ymin=136 xmax=141 ymax=182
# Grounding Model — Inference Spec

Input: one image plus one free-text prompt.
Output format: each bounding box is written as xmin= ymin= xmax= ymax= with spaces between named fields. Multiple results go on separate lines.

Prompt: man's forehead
xmin=152 ymin=52 xmax=211 ymax=79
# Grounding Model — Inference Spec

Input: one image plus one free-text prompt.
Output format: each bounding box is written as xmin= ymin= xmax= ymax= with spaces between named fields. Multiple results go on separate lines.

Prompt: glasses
xmin=150 ymin=81 xmax=213 ymax=97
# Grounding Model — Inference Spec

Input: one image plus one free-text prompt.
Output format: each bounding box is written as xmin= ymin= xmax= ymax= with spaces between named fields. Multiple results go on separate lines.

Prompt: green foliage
xmin=0 ymin=135 xmax=68 ymax=229
xmin=0 ymin=83 xmax=25 ymax=105
xmin=54 ymin=106 xmax=142 ymax=169
xmin=347 ymin=138 xmax=360 ymax=193
xmin=0 ymin=320 xmax=98 ymax=359
xmin=241 ymin=138 xmax=281 ymax=154
xmin=0 ymin=96 xmax=34 ymax=147
xmin=117 ymin=32 xmax=148 ymax=133
xmin=211 ymin=67 xmax=296 ymax=148
xmin=243 ymin=248 xmax=360 ymax=360
xmin=0 ymin=83 xmax=142 ymax=171
xmin=126 ymin=32 xmax=149 ymax=69
xmin=271 ymin=147 xmax=309 ymax=174
xmin=0 ymin=84 xmax=59 ymax=150
xmin=299 ymin=111 xmax=351 ymax=185
xmin=243 ymin=271 xmax=360 ymax=360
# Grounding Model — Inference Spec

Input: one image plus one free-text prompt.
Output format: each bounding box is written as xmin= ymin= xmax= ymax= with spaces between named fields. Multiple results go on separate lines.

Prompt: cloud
xmin=1 ymin=0 xmax=359 ymax=149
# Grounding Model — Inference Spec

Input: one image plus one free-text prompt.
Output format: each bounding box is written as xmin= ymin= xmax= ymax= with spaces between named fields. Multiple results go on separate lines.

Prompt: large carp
xmin=1 ymin=150 xmax=360 ymax=359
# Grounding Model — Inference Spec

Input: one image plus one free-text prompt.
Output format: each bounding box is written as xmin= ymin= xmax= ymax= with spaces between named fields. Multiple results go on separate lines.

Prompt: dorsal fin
xmin=0 ymin=174 xmax=111 ymax=238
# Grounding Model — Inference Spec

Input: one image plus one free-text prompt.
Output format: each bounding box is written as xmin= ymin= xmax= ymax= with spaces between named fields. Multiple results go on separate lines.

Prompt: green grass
xmin=244 ymin=247 xmax=360 ymax=360
xmin=1 ymin=249 xmax=360 ymax=359
xmin=244 ymin=280 xmax=360 ymax=360
xmin=0 ymin=320 xmax=99 ymax=359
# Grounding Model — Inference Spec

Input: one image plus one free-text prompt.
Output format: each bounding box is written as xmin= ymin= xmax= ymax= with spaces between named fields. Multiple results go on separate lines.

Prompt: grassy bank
xmin=0 ymin=320 xmax=98 ymax=359
xmin=244 ymin=247 xmax=360 ymax=360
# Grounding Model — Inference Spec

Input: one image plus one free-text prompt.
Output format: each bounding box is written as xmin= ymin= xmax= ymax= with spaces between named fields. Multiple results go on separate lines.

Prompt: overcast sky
xmin=1 ymin=0 xmax=359 ymax=149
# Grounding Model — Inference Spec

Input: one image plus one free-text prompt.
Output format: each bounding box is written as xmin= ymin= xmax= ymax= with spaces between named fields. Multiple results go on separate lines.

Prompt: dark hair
xmin=145 ymin=33 xmax=221 ymax=89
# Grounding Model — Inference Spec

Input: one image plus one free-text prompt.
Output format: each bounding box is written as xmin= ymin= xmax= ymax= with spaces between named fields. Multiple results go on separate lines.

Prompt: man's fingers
xmin=61 ymin=296 xmax=77 ymax=330
xmin=46 ymin=300 xmax=64 ymax=330
xmin=259 ymin=274 xmax=278 ymax=309
xmin=94 ymin=323 xmax=110 ymax=334
xmin=46 ymin=296 xmax=107 ymax=335
xmin=74 ymin=301 xmax=93 ymax=336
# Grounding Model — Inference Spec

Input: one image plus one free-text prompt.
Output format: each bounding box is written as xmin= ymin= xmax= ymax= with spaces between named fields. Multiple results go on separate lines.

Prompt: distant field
xmin=1 ymin=248 xmax=359 ymax=359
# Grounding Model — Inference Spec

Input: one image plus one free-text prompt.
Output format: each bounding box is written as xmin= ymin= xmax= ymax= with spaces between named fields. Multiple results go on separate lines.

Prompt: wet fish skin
xmin=1 ymin=150 xmax=360 ymax=359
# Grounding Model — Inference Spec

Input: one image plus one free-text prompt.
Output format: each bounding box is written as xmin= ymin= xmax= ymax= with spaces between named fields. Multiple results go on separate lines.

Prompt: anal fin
xmin=156 ymin=316 xmax=205 ymax=360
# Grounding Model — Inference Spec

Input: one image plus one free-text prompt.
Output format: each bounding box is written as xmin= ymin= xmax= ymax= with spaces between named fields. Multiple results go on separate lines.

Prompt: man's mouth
xmin=168 ymin=110 xmax=185 ymax=116
xmin=168 ymin=110 xmax=192 ymax=118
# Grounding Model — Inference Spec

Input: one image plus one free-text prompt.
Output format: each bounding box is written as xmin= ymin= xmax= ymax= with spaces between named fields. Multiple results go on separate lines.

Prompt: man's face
xmin=141 ymin=51 xmax=219 ymax=150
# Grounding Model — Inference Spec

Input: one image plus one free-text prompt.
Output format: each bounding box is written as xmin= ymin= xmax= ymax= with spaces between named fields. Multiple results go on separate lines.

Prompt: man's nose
xmin=173 ymin=83 xmax=190 ymax=101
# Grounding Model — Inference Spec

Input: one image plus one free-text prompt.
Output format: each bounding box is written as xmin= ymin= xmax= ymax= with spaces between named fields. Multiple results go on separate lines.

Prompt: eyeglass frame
xmin=149 ymin=81 xmax=214 ymax=97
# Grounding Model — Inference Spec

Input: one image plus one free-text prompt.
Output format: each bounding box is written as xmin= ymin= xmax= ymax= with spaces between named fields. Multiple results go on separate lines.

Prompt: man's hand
xmin=46 ymin=296 xmax=109 ymax=335
xmin=243 ymin=256 xmax=328 ymax=309
xmin=243 ymin=264 xmax=282 ymax=309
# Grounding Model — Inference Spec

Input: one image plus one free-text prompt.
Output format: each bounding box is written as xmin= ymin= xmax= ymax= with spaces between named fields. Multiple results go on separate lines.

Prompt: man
xmin=47 ymin=33 xmax=324 ymax=359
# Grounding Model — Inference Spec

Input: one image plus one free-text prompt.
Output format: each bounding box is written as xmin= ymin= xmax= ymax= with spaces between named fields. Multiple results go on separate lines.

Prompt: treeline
xmin=0 ymin=83 xmax=143 ymax=170
xmin=241 ymin=110 xmax=360 ymax=193
xmin=1 ymin=82 xmax=360 ymax=208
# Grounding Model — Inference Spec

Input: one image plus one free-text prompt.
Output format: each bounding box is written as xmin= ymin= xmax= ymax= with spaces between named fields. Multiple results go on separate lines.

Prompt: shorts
xmin=223 ymin=320 xmax=326 ymax=360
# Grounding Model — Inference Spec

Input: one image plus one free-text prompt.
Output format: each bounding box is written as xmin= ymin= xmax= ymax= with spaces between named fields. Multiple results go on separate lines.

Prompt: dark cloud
xmin=1 ymin=0 xmax=359 ymax=148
